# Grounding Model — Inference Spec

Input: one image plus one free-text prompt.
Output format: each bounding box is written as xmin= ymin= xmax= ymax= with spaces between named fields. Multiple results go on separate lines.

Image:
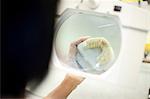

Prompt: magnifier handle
xmin=44 ymin=74 xmax=85 ymax=99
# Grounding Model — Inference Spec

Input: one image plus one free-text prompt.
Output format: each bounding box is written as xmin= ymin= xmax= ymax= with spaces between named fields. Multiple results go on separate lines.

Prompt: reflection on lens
xmin=75 ymin=37 xmax=114 ymax=74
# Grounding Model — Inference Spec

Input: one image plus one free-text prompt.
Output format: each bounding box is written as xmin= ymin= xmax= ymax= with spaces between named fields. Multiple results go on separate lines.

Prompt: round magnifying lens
xmin=54 ymin=9 xmax=121 ymax=77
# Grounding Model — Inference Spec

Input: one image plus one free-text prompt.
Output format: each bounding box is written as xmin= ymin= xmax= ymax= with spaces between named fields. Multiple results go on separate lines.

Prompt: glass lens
xmin=55 ymin=11 xmax=121 ymax=75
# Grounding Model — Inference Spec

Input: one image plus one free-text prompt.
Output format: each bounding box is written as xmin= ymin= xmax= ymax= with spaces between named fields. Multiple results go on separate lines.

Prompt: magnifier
xmin=53 ymin=8 xmax=122 ymax=77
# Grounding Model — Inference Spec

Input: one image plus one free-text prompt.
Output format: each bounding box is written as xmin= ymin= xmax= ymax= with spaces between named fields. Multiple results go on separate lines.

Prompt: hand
xmin=68 ymin=36 xmax=90 ymax=60
xmin=44 ymin=74 xmax=85 ymax=99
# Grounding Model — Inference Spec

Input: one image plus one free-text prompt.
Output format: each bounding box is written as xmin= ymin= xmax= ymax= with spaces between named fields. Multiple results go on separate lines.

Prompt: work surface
xmin=27 ymin=63 xmax=150 ymax=99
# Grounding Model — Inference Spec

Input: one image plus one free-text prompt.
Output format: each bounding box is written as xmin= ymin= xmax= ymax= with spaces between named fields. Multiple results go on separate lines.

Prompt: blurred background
xmin=27 ymin=0 xmax=150 ymax=99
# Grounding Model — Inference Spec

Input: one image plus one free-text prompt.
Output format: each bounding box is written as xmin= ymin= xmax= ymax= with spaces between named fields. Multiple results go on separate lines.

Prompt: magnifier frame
xmin=53 ymin=8 xmax=122 ymax=77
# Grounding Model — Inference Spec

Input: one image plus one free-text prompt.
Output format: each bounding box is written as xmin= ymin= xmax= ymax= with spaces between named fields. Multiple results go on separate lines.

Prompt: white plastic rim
xmin=53 ymin=8 xmax=122 ymax=80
